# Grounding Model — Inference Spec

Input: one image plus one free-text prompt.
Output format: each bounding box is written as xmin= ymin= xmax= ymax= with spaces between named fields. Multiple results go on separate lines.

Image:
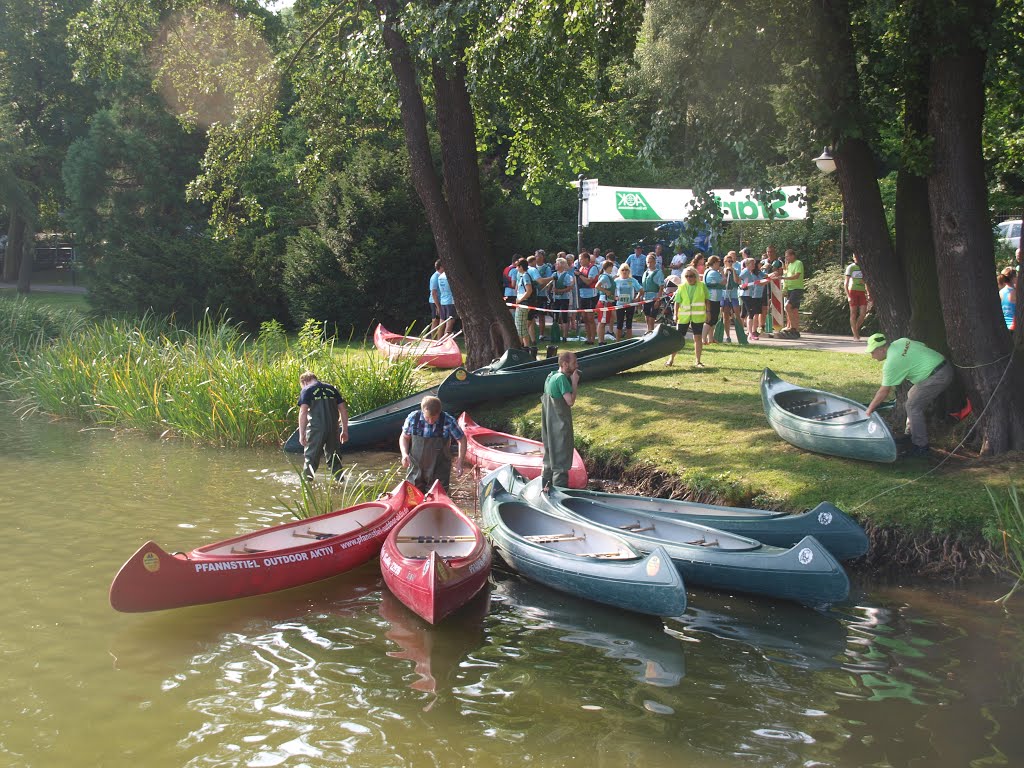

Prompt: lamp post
xmin=814 ymin=147 xmax=844 ymax=266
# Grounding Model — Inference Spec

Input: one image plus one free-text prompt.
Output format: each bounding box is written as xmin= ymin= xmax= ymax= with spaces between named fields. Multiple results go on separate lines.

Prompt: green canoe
xmin=760 ymin=368 xmax=897 ymax=463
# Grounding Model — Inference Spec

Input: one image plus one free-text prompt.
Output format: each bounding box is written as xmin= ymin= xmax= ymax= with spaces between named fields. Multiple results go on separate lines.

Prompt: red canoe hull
xmin=459 ymin=413 xmax=588 ymax=489
xmin=380 ymin=482 xmax=492 ymax=624
xmin=109 ymin=482 xmax=422 ymax=612
xmin=373 ymin=323 xmax=463 ymax=369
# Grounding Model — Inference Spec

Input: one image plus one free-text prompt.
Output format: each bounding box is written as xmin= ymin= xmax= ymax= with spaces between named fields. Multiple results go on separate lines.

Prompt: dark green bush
xmin=802 ymin=263 xmax=881 ymax=336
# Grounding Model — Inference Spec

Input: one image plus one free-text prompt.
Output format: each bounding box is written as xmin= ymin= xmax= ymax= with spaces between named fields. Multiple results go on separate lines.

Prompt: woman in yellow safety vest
xmin=666 ymin=266 xmax=711 ymax=368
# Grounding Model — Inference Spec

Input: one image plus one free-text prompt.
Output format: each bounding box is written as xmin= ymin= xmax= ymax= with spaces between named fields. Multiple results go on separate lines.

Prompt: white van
xmin=997 ymin=219 xmax=1021 ymax=250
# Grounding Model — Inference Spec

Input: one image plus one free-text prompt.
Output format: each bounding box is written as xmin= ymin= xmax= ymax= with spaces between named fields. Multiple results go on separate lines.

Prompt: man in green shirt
xmin=777 ymin=248 xmax=804 ymax=338
xmin=864 ymin=334 xmax=953 ymax=457
xmin=541 ymin=351 xmax=580 ymax=491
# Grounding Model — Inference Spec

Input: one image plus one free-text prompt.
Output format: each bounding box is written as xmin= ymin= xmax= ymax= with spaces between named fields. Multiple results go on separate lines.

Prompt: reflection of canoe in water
xmin=380 ymin=481 xmax=491 ymax=624
xmin=487 ymin=463 xmax=867 ymax=561
xmin=379 ymin=587 xmax=491 ymax=693
xmin=479 ymin=475 xmax=687 ymax=617
xmin=521 ymin=475 xmax=850 ymax=607
xmin=459 ymin=413 xmax=587 ymax=489
xmin=109 ymin=481 xmax=420 ymax=612
xmin=761 ymin=368 xmax=897 ymax=463
xmin=373 ymin=323 xmax=463 ymax=368
xmin=492 ymin=572 xmax=686 ymax=687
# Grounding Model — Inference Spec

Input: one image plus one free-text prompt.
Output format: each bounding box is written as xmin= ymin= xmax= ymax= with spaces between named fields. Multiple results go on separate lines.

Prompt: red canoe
xmin=373 ymin=323 xmax=463 ymax=369
xmin=109 ymin=481 xmax=422 ymax=613
xmin=458 ymin=413 xmax=588 ymax=489
xmin=380 ymin=481 xmax=492 ymax=624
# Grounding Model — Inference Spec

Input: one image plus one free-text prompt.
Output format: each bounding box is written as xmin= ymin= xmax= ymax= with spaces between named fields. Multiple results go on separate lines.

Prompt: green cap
xmin=866 ymin=333 xmax=887 ymax=353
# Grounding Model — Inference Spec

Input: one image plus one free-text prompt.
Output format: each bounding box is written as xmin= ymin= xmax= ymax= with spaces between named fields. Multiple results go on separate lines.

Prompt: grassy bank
xmin=472 ymin=341 xmax=1017 ymax=571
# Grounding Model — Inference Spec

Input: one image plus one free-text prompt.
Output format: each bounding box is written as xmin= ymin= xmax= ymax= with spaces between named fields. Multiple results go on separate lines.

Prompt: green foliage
xmin=6 ymin=313 xmax=424 ymax=447
xmin=986 ymin=485 xmax=1024 ymax=605
xmin=802 ymin=264 xmax=881 ymax=336
xmin=0 ymin=297 xmax=85 ymax=380
xmin=277 ymin=464 xmax=403 ymax=520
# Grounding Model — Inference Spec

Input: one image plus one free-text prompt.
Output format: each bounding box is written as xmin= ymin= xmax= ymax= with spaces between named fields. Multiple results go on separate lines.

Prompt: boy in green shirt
xmin=864 ymin=334 xmax=952 ymax=456
xmin=778 ymin=248 xmax=804 ymax=338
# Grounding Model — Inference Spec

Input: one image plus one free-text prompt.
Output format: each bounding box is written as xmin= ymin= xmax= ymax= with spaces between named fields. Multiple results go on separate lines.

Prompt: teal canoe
xmin=482 ymin=464 xmax=868 ymax=561
xmin=761 ymin=368 xmax=897 ymax=463
xmin=519 ymin=476 xmax=850 ymax=607
xmin=285 ymin=324 xmax=683 ymax=453
xmin=479 ymin=474 xmax=687 ymax=617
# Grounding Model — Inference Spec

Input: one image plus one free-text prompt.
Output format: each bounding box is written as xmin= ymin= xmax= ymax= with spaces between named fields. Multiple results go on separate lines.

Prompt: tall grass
xmin=0 ymin=296 xmax=85 ymax=380
xmin=988 ymin=485 xmax=1024 ymax=605
xmin=277 ymin=464 xmax=404 ymax=520
xmin=6 ymin=314 xmax=424 ymax=447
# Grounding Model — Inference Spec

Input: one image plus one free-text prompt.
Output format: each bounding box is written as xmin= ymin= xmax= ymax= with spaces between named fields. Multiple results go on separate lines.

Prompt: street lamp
xmin=813 ymin=147 xmax=844 ymax=265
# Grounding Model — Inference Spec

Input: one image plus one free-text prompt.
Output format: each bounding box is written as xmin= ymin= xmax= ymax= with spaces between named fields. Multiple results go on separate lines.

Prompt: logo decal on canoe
xmin=646 ymin=554 xmax=661 ymax=576
xmin=817 ymin=510 xmax=833 ymax=527
xmin=435 ymin=558 xmax=450 ymax=581
xmin=868 ymin=422 xmax=877 ymax=434
xmin=142 ymin=552 xmax=160 ymax=573
xmin=455 ymin=368 xmax=468 ymax=381
xmin=798 ymin=547 xmax=814 ymax=565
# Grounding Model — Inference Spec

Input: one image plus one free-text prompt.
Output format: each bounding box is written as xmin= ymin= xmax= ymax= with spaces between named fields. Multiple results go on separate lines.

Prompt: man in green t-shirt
xmin=777 ymin=248 xmax=804 ymax=338
xmin=541 ymin=351 xmax=580 ymax=490
xmin=864 ymin=334 xmax=953 ymax=457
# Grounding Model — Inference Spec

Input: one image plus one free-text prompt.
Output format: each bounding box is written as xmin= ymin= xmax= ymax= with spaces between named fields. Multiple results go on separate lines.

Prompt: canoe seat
xmin=582 ymin=551 xmax=631 ymax=559
xmin=812 ymin=408 xmax=859 ymax=421
xmin=231 ymin=545 xmax=265 ymax=554
xmin=397 ymin=535 xmax=476 ymax=543
xmin=524 ymin=533 xmax=585 ymax=544
xmin=686 ymin=538 xmax=720 ymax=547
xmin=788 ymin=398 xmax=825 ymax=411
xmin=619 ymin=523 xmax=655 ymax=533
xmin=293 ymin=530 xmax=334 ymax=540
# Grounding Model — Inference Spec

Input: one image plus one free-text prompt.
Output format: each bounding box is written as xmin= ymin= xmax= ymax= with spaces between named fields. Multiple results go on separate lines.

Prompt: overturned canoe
xmin=380 ymin=481 xmax=492 ymax=625
xmin=459 ymin=413 xmax=587 ymax=489
xmin=479 ymin=474 xmax=687 ymax=617
xmin=109 ymin=481 xmax=421 ymax=612
xmin=760 ymin=368 xmax=897 ymax=463
xmin=478 ymin=465 xmax=867 ymax=561
xmin=373 ymin=324 xmax=463 ymax=369
xmin=521 ymin=477 xmax=850 ymax=607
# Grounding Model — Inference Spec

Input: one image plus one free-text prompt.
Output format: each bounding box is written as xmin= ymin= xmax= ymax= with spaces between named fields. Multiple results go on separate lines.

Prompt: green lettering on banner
xmin=616 ymin=190 xmax=661 ymax=220
xmin=770 ymin=190 xmax=789 ymax=219
xmin=739 ymin=201 xmax=759 ymax=220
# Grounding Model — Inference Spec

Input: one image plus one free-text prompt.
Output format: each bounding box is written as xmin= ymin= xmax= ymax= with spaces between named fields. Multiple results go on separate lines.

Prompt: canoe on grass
xmin=458 ymin=413 xmax=587 ymax=489
xmin=760 ymin=368 xmax=897 ymax=463
xmin=373 ymin=323 xmax=463 ymax=369
xmin=380 ymin=481 xmax=492 ymax=624
xmin=436 ymin=323 xmax=684 ymax=409
xmin=479 ymin=474 xmax=687 ymax=617
xmin=520 ymin=476 xmax=850 ymax=607
xmin=477 ymin=465 xmax=868 ymax=561
xmin=109 ymin=480 xmax=421 ymax=613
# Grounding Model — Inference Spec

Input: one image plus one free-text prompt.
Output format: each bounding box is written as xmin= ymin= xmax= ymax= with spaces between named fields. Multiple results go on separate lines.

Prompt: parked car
xmin=997 ymin=219 xmax=1021 ymax=250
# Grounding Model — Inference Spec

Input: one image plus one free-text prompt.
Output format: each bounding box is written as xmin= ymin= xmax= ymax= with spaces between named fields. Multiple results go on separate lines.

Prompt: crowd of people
xmin=497 ymin=243 xmax=811 ymax=365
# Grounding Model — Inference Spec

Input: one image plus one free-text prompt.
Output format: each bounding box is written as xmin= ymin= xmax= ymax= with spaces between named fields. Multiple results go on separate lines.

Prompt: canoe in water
xmin=479 ymin=474 xmax=687 ymax=617
xmin=380 ymin=481 xmax=491 ymax=624
xmin=459 ymin=413 xmax=587 ymax=489
xmin=760 ymin=368 xmax=897 ymax=463
xmin=109 ymin=481 xmax=421 ymax=612
xmin=373 ymin=324 xmax=463 ymax=368
xmin=478 ymin=464 xmax=868 ymax=561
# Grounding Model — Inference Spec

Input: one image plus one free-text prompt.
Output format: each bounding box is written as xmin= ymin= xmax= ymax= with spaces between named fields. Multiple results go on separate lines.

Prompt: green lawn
xmin=0 ymin=286 xmax=90 ymax=312
xmin=472 ymin=341 xmax=1016 ymax=540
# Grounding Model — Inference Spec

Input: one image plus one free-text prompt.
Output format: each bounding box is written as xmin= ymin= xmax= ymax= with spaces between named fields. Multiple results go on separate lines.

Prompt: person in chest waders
xmin=298 ymin=372 xmax=349 ymax=480
xmin=399 ymin=396 xmax=467 ymax=492
xmin=541 ymin=351 xmax=580 ymax=492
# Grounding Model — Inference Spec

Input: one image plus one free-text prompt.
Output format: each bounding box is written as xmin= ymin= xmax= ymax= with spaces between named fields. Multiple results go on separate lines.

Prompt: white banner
xmin=582 ymin=183 xmax=807 ymax=223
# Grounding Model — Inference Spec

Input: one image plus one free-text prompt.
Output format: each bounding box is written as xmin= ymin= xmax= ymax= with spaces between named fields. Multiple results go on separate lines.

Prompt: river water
xmin=1 ymin=407 xmax=1023 ymax=768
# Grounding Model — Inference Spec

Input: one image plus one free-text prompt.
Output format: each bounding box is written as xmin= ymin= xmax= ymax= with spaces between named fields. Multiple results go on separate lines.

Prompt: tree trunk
xmin=4 ymin=213 xmax=24 ymax=283
xmin=373 ymin=0 xmax=518 ymax=369
xmin=16 ymin=223 xmax=34 ymax=293
xmin=927 ymin=1 xmax=1024 ymax=454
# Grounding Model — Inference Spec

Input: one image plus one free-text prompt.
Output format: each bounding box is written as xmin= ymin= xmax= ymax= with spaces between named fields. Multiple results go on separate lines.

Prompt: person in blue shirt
xmin=739 ymin=257 xmax=766 ymax=341
xmin=613 ymin=264 xmax=645 ymax=340
xmin=576 ymin=252 xmax=600 ymax=344
xmin=641 ymin=253 xmax=665 ymax=333
xmin=720 ymin=252 xmax=741 ymax=342
xmin=428 ymin=262 xmax=442 ymax=337
xmin=436 ymin=262 xmax=457 ymax=337
xmin=533 ymin=250 xmax=555 ymax=339
xmin=626 ymin=245 xmax=647 ymax=281
xmin=399 ymin=396 xmax=466 ymax=492
xmin=702 ymin=255 xmax=723 ymax=344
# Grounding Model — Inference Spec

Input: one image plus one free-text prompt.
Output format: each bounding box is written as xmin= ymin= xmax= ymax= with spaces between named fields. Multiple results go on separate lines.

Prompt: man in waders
xmin=298 ymin=371 xmax=349 ymax=480
xmin=863 ymin=333 xmax=953 ymax=457
xmin=399 ymin=396 xmax=467 ymax=492
xmin=541 ymin=351 xmax=580 ymax=492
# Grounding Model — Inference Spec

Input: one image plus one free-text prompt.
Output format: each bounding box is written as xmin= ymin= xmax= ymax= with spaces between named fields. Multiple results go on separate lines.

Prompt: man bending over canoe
xmin=863 ymin=334 xmax=953 ymax=458
xmin=400 ymin=396 xmax=467 ymax=492
xmin=541 ymin=351 xmax=580 ymax=492
xmin=298 ymin=371 xmax=349 ymax=480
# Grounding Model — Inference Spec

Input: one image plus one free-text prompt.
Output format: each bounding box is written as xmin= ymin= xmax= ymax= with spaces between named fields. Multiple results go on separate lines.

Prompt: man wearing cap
xmin=864 ymin=334 xmax=953 ymax=457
